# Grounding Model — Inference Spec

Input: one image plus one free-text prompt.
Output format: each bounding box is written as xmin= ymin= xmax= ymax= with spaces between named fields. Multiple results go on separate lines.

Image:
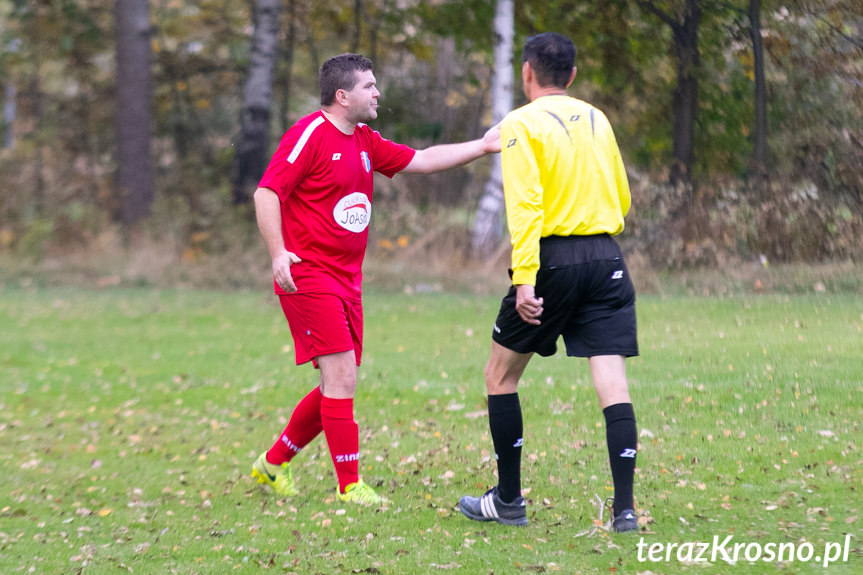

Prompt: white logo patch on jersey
xmin=333 ymin=192 xmax=371 ymax=233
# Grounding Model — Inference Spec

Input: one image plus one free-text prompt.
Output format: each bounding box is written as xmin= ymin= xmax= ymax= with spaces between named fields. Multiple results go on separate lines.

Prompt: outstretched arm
xmin=401 ymin=123 xmax=500 ymax=174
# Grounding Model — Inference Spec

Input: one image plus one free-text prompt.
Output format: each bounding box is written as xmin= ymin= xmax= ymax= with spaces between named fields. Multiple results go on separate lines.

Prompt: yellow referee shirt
xmin=500 ymin=95 xmax=631 ymax=286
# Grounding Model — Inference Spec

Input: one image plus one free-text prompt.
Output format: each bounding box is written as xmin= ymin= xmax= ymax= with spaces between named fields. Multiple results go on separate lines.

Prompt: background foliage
xmin=0 ymin=0 xmax=861 ymax=281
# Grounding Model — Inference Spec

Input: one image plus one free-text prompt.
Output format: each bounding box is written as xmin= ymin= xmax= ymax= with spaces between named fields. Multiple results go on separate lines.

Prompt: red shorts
xmin=279 ymin=293 xmax=363 ymax=366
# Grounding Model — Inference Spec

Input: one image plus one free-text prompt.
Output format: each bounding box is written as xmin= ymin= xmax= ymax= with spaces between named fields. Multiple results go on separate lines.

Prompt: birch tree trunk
xmin=114 ymin=0 xmax=154 ymax=227
xmin=471 ymin=0 xmax=513 ymax=257
xmin=231 ymin=0 xmax=281 ymax=204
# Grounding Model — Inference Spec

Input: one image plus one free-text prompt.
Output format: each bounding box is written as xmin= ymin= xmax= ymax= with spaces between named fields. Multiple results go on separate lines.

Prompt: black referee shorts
xmin=492 ymin=234 xmax=638 ymax=358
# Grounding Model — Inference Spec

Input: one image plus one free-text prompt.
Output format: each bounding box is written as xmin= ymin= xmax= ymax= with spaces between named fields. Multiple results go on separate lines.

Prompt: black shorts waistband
xmin=539 ymin=234 xmax=622 ymax=267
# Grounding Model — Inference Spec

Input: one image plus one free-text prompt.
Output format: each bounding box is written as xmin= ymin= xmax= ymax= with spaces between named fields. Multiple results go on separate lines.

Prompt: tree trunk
xmin=280 ymin=0 xmax=297 ymax=135
xmin=352 ymin=0 xmax=362 ymax=53
xmin=114 ymin=0 xmax=154 ymax=227
xmin=231 ymin=0 xmax=281 ymax=205
xmin=669 ymin=0 xmax=701 ymax=187
xmin=30 ymin=7 xmax=46 ymax=212
xmin=639 ymin=0 xmax=701 ymax=188
xmin=471 ymin=0 xmax=513 ymax=257
xmin=749 ymin=0 xmax=768 ymax=181
xmin=2 ymin=82 xmax=15 ymax=150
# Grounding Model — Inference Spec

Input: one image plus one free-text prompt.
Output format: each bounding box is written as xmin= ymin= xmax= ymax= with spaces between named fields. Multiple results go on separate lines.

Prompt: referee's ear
xmin=566 ymin=67 xmax=577 ymax=89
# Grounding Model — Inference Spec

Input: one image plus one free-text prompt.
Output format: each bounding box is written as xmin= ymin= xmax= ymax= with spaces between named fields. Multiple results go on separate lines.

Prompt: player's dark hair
xmin=320 ymin=53 xmax=374 ymax=106
xmin=522 ymin=33 xmax=577 ymax=88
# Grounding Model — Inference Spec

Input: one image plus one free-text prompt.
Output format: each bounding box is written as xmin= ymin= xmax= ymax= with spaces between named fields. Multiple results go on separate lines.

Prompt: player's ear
xmin=335 ymin=88 xmax=349 ymax=107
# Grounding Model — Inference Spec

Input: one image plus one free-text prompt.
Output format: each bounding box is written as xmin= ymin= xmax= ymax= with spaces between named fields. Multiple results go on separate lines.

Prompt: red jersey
xmin=259 ymin=111 xmax=415 ymax=300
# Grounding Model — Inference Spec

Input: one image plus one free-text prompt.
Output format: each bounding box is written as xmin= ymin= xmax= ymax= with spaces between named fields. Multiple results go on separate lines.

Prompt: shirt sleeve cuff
xmin=511 ymin=268 xmax=537 ymax=286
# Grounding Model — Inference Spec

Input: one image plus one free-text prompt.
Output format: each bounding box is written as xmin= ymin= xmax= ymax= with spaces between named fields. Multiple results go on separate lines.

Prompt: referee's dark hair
xmin=522 ymin=33 xmax=577 ymax=89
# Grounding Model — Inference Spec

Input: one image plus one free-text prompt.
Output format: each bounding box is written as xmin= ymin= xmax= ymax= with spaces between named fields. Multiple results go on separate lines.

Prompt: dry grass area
xmin=1 ymin=224 xmax=860 ymax=298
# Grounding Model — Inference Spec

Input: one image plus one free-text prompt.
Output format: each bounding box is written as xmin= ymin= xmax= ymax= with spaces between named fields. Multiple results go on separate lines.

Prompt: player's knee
xmin=596 ymin=383 xmax=631 ymax=408
xmin=483 ymin=362 xmax=506 ymax=392
xmin=484 ymin=369 xmax=518 ymax=395
xmin=483 ymin=360 xmax=495 ymax=385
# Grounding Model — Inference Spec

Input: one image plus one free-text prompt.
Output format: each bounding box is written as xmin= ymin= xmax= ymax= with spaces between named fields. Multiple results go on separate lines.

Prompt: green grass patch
xmin=1 ymin=288 xmax=861 ymax=574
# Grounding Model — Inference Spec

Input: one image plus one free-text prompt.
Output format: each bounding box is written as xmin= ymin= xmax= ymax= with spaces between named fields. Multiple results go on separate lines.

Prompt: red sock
xmin=320 ymin=396 xmax=360 ymax=492
xmin=267 ymin=386 xmax=323 ymax=465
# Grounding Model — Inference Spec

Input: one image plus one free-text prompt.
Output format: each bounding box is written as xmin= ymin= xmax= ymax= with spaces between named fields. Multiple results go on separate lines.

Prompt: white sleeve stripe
xmin=287 ymin=116 xmax=325 ymax=164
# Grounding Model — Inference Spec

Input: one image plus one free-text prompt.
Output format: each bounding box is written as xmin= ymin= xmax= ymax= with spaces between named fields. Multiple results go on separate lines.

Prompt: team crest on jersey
xmin=360 ymin=151 xmax=371 ymax=173
xmin=333 ymin=192 xmax=371 ymax=233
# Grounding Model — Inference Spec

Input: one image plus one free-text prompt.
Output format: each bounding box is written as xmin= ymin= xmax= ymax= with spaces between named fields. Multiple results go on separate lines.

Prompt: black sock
xmin=603 ymin=402 xmax=637 ymax=516
xmin=488 ymin=393 xmax=523 ymax=504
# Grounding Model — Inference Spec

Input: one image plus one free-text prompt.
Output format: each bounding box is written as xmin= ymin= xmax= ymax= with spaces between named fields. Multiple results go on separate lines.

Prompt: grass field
xmin=1 ymin=287 xmax=861 ymax=574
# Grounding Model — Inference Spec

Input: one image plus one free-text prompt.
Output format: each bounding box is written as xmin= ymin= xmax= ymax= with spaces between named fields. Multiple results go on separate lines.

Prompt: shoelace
xmin=349 ymin=482 xmax=382 ymax=503
xmin=274 ymin=470 xmax=292 ymax=486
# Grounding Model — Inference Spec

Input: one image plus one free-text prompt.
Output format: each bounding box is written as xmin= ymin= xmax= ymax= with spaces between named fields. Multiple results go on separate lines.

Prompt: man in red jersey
xmin=251 ymin=53 xmax=501 ymax=505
